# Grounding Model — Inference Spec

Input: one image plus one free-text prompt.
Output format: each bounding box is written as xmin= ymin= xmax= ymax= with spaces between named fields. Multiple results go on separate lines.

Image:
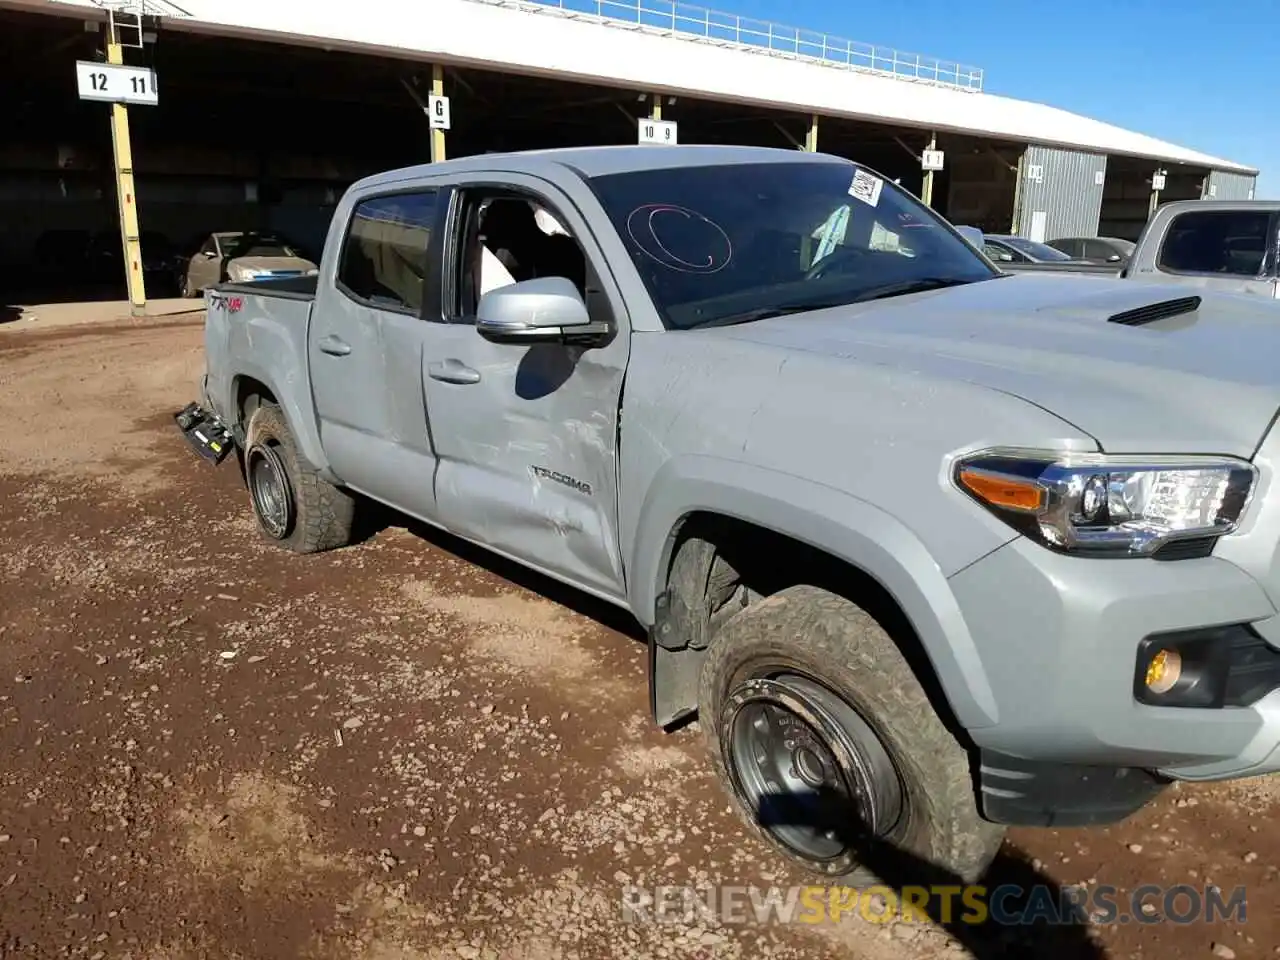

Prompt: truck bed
xmin=215 ymin=274 xmax=318 ymax=301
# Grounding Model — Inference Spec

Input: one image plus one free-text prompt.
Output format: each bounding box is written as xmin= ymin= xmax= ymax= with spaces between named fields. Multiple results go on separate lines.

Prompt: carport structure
xmin=0 ymin=0 xmax=1258 ymax=303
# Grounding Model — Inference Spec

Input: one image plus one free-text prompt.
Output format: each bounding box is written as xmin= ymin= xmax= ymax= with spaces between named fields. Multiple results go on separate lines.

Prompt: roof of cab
xmin=355 ymin=144 xmax=851 ymax=191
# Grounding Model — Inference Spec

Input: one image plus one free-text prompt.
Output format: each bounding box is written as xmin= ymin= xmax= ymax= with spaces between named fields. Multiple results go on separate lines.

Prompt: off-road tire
xmin=699 ymin=583 xmax=1004 ymax=886
xmin=243 ymin=402 xmax=355 ymax=554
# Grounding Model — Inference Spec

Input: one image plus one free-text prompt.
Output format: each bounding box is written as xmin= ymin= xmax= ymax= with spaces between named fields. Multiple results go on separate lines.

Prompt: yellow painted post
xmin=804 ymin=114 xmax=819 ymax=152
xmin=430 ymin=64 xmax=446 ymax=163
xmin=107 ymin=38 xmax=146 ymax=314
xmin=921 ymin=133 xmax=937 ymax=208
xmin=650 ymin=94 xmax=662 ymax=122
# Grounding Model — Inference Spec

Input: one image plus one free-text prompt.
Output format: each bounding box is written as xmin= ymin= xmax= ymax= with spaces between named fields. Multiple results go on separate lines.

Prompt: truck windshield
xmin=586 ymin=160 xmax=998 ymax=330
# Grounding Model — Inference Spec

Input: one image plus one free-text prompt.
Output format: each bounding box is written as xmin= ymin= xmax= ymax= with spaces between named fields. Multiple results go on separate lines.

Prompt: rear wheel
xmin=243 ymin=402 xmax=355 ymax=553
xmin=699 ymin=584 xmax=1004 ymax=885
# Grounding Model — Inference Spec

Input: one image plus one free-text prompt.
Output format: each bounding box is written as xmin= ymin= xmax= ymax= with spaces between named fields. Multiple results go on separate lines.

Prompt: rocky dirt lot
xmin=1 ymin=312 xmax=1278 ymax=960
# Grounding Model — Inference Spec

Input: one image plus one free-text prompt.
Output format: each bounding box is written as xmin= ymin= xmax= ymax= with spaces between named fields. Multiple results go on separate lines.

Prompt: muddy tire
xmin=698 ymin=583 xmax=1004 ymax=886
xmin=243 ymin=402 xmax=355 ymax=554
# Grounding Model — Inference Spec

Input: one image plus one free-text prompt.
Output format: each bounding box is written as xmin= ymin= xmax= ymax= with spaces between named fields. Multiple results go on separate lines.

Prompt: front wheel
xmin=699 ymin=584 xmax=1004 ymax=886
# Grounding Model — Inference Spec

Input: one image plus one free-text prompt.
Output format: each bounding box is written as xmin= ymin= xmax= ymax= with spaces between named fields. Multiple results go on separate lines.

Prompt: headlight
xmin=954 ymin=448 xmax=1256 ymax=557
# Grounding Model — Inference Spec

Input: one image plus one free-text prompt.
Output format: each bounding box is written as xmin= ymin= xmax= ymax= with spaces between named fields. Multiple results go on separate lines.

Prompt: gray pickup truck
xmin=969 ymin=200 xmax=1280 ymax=298
xmin=184 ymin=145 xmax=1280 ymax=886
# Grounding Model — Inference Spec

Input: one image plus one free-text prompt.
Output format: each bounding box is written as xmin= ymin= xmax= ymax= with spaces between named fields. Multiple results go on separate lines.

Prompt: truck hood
xmin=710 ymin=273 xmax=1280 ymax=457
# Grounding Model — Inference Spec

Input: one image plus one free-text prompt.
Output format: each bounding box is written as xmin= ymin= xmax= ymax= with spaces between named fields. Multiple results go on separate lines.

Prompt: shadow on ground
xmin=761 ymin=789 xmax=1105 ymax=960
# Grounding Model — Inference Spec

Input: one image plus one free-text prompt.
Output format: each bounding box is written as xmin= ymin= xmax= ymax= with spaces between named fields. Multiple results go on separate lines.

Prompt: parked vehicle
xmin=180 ymin=231 xmax=317 ymax=298
xmin=1048 ymin=235 xmax=1135 ymax=266
xmin=979 ymin=234 xmax=1085 ymax=266
xmin=998 ymin=201 xmax=1280 ymax=296
xmin=182 ymin=145 xmax=1280 ymax=887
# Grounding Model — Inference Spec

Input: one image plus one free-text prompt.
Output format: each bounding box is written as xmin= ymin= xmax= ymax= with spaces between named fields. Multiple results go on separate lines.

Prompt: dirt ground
xmin=1 ymin=313 xmax=1277 ymax=960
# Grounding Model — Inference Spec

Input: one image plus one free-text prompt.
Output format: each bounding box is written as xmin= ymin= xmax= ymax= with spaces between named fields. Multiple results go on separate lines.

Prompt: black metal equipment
xmin=174 ymin=401 xmax=235 ymax=464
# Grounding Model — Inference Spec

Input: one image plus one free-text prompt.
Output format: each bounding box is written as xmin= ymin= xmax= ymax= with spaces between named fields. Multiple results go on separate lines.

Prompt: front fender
xmin=626 ymin=455 xmax=1001 ymax=730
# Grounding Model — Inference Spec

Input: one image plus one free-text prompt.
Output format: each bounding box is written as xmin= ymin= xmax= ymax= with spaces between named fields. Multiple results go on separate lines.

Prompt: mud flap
xmin=174 ymin=402 xmax=235 ymax=465
xmin=649 ymin=589 xmax=704 ymax=730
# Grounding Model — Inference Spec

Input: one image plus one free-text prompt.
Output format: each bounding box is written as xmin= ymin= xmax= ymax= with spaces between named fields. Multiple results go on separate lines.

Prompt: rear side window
xmin=1157 ymin=210 xmax=1274 ymax=277
xmin=337 ymin=190 xmax=438 ymax=313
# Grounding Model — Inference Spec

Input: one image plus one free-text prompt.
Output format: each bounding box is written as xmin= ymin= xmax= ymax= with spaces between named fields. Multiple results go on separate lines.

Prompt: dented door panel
xmin=423 ymin=175 xmax=630 ymax=600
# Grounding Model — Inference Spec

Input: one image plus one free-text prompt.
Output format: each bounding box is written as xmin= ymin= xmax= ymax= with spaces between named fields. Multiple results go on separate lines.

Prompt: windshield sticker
xmin=848 ymin=169 xmax=884 ymax=208
xmin=625 ymin=204 xmax=732 ymax=274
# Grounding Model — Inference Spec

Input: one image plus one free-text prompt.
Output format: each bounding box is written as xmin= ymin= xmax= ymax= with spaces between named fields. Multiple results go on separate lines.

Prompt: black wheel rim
xmin=723 ymin=673 xmax=904 ymax=873
xmin=247 ymin=443 xmax=293 ymax=540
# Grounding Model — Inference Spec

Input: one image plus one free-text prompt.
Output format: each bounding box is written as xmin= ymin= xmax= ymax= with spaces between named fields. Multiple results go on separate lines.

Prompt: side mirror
xmin=955 ymin=225 xmax=985 ymax=249
xmin=476 ymin=276 xmax=607 ymax=346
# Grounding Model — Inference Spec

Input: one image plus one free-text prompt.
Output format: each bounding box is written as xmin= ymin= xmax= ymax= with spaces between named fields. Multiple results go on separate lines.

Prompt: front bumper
xmin=949 ymin=536 xmax=1280 ymax=782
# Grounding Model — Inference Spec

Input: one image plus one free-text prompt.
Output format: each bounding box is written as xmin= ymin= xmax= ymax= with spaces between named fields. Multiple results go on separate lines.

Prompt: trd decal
xmin=209 ymin=293 xmax=244 ymax=313
xmin=530 ymin=466 xmax=593 ymax=496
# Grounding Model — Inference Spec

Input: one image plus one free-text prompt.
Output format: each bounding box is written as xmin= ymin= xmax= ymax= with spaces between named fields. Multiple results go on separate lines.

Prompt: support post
xmin=1148 ymin=168 xmax=1162 ymax=218
xmin=650 ymin=93 xmax=662 ymax=122
xmin=106 ymin=37 xmax=146 ymax=315
xmin=804 ymin=114 xmax=819 ymax=153
xmin=921 ymin=132 xmax=937 ymax=208
xmin=430 ymin=64 xmax=446 ymax=164
xmin=1010 ymin=151 xmax=1026 ymax=235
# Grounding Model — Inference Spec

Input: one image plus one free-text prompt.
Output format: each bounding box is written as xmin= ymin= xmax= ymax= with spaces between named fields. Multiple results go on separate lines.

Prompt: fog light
xmin=1145 ymin=649 xmax=1182 ymax=694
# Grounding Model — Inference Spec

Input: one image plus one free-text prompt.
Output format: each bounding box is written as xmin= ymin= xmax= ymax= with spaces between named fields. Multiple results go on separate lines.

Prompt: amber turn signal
xmin=957 ymin=467 xmax=1046 ymax=513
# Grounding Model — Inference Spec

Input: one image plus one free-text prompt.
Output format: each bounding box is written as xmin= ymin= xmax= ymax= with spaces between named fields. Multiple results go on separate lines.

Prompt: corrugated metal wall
xmin=1203 ymin=170 xmax=1257 ymax=201
xmin=1015 ymin=145 xmax=1107 ymax=241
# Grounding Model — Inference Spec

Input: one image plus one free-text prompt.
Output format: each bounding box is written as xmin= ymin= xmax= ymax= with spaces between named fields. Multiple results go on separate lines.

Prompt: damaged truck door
xmin=415 ymin=176 xmax=630 ymax=599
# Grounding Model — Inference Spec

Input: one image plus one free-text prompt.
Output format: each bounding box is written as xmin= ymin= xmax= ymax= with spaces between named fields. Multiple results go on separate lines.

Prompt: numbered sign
xmin=1152 ymin=173 xmax=1167 ymax=191
xmin=921 ymin=149 xmax=944 ymax=172
xmin=427 ymin=94 xmax=451 ymax=131
xmin=638 ymin=118 xmax=678 ymax=146
xmin=74 ymin=61 xmax=158 ymax=106
xmin=1094 ymin=170 xmax=1106 ymax=186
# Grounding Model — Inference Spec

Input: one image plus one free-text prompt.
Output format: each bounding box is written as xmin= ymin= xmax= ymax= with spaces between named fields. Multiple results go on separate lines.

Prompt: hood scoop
xmin=1107 ymin=295 xmax=1201 ymax=327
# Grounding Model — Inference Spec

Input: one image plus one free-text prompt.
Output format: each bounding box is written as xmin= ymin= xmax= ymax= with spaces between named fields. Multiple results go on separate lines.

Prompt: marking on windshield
xmin=625 ymin=204 xmax=732 ymax=274
xmin=849 ymin=169 xmax=884 ymax=208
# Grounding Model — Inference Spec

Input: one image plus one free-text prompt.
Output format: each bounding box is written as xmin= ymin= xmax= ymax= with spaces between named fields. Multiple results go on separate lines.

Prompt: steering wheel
xmin=804 ymin=245 xmax=871 ymax=282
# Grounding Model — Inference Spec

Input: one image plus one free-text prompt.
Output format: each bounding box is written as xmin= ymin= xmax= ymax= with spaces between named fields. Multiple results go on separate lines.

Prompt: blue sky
xmin=724 ymin=0 xmax=1271 ymax=196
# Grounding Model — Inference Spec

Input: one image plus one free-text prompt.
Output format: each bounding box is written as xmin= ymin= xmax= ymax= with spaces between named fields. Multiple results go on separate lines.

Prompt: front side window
xmin=1157 ymin=210 xmax=1274 ymax=277
xmin=337 ymin=191 xmax=438 ymax=312
xmin=585 ymin=160 xmax=997 ymax=330
xmin=451 ymin=191 xmax=588 ymax=320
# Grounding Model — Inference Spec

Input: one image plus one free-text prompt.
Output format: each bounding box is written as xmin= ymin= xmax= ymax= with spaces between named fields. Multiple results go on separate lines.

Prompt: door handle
xmin=318 ymin=335 xmax=351 ymax=357
xmin=428 ymin=359 xmax=481 ymax=385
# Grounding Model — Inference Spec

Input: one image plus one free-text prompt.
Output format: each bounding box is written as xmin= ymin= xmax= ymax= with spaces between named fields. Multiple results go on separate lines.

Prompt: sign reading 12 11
xmin=75 ymin=60 xmax=159 ymax=107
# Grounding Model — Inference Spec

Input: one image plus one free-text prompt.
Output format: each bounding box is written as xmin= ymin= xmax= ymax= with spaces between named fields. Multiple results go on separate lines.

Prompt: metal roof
xmin=18 ymin=0 xmax=1258 ymax=175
